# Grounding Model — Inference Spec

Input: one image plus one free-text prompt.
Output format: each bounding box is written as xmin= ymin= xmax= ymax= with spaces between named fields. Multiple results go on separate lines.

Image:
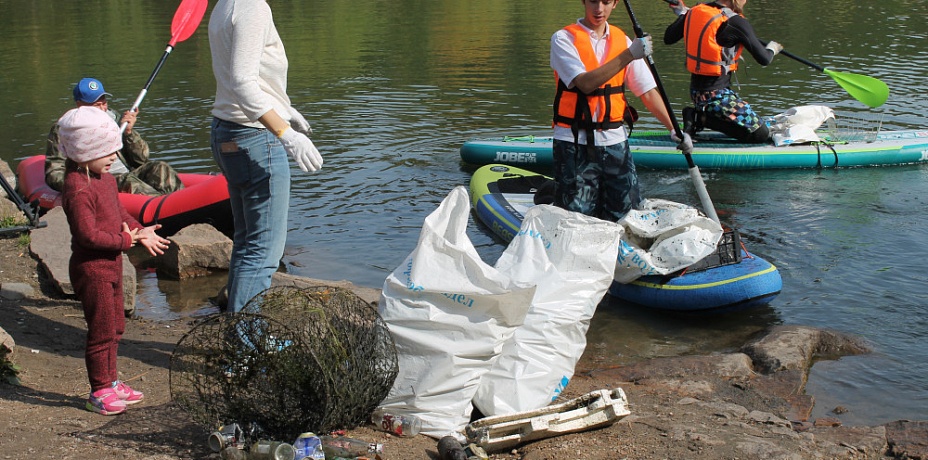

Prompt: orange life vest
xmin=553 ymin=23 xmax=628 ymax=135
xmin=684 ymin=3 xmax=743 ymax=76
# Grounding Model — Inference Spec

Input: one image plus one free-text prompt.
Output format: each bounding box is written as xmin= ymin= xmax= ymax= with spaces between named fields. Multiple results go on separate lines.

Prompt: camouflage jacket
xmin=44 ymin=109 xmax=150 ymax=192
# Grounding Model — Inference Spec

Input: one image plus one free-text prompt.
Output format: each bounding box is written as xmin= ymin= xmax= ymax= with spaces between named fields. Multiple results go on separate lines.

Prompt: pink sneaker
xmin=112 ymin=380 xmax=144 ymax=405
xmin=86 ymin=388 xmax=127 ymax=415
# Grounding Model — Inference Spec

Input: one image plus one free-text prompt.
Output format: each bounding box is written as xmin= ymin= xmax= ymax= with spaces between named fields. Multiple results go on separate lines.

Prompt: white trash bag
xmin=473 ymin=204 xmax=622 ymax=416
xmin=614 ymin=198 xmax=723 ymax=284
xmin=377 ymin=186 xmax=536 ymax=439
xmin=769 ymin=105 xmax=835 ymax=146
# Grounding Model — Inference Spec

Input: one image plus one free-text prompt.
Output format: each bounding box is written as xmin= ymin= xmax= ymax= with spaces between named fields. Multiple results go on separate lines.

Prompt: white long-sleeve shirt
xmin=208 ymin=0 xmax=292 ymax=127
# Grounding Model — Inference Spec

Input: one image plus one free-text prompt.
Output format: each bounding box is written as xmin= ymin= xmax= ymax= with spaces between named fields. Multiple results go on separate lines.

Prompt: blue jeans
xmin=210 ymin=117 xmax=291 ymax=313
xmin=552 ymin=139 xmax=640 ymax=222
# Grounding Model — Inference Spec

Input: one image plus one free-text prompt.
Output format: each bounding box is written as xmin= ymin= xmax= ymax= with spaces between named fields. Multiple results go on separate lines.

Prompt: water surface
xmin=2 ymin=0 xmax=926 ymax=426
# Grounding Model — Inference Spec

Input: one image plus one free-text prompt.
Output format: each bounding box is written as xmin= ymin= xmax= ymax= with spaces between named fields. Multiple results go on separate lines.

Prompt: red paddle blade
xmin=168 ymin=0 xmax=208 ymax=47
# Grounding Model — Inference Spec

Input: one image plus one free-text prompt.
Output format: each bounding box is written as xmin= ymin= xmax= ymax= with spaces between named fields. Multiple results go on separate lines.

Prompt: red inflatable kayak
xmin=16 ymin=155 xmax=233 ymax=237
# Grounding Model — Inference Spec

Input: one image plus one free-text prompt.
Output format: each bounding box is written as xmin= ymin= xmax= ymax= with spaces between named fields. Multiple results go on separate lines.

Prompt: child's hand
xmin=122 ymin=222 xmax=141 ymax=246
xmin=137 ymin=224 xmax=170 ymax=256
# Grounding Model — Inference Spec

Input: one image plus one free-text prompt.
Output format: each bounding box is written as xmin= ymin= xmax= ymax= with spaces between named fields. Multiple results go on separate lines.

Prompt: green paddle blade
xmin=824 ymin=68 xmax=890 ymax=108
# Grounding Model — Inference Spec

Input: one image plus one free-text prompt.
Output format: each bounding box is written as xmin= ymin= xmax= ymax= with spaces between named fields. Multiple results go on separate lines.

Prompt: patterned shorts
xmin=691 ymin=88 xmax=763 ymax=132
xmin=552 ymin=139 xmax=640 ymax=222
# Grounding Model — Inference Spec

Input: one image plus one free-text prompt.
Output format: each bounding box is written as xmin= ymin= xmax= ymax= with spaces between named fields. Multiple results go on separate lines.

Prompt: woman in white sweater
xmin=208 ymin=0 xmax=323 ymax=313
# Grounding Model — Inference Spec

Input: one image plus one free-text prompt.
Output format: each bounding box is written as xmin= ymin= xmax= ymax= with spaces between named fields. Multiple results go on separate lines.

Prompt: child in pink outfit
xmin=57 ymin=105 xmax=171 ymax=415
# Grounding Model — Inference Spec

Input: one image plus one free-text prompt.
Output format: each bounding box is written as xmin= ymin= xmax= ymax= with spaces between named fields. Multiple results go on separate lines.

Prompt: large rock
xmin=0 ymin=197 xmax=26 ymax=228
xmin=0 ymin=326 xmax=13 ymax=355
xmin=0 ymin=282 xmax=34 ymax=300
xmin=0 ymin=160 xmax=17 ymax=201
xmin=158 ymin=223 xmax=232 ymax=280
xmin=593 ymin=352 xmax=756 ymax=383
xmin=885 ymin=420 xmax=928 ymax=459
xmin=741 ymin=325 xmax=871 ymax=374
xmin=30 ymin=207 xmax=137 ymax=315
xmin=272 ymin=272 xmax=381 ymax=306
xmin=0 ymin=160 xmax=28 ymax=228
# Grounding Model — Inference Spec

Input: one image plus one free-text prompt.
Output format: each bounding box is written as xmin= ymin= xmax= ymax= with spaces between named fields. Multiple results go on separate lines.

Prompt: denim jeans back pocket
xmin=211 ymin=119 xmax=270 ymax=188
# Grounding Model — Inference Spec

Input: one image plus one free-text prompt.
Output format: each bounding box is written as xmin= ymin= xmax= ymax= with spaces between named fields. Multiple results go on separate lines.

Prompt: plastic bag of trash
xmin=473 ymin=204 xmax=622 ymax=415
xmin=768 ymin=105 xmax=835 ymax=146
xmin=614 ymin=198 xmax=723 ymax=284
xmin=378 ymin=186 xmax=536 ymax=439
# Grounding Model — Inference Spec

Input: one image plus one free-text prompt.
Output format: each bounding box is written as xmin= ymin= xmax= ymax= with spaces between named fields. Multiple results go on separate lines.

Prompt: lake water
xmin=2 ymin=0 xmax=926 ymax=426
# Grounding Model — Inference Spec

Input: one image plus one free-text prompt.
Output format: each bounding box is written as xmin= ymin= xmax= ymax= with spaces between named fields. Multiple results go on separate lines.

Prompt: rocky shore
xmin=1 ymin=161 xmax=927 ymax=459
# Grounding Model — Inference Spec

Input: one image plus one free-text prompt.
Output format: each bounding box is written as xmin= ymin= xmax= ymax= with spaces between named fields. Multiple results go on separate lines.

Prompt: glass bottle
xmin=437 ymin=436 xmax=467 ymax=460
xmin=319 ymin=435 xmax=384 ymax=458
xmin=250 ymin=440 xmax=295 ymax=460
xmin=220 ymin=446 xmax=248 ymax=460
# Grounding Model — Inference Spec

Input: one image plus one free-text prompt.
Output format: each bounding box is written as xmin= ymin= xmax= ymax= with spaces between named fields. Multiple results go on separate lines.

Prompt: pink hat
xmin=57 ymin=106 xmax=123 ymax=163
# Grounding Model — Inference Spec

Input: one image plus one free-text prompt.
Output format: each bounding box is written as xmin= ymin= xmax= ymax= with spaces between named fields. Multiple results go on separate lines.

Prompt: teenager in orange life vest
xmin=550 ymin=0 xmax=686 ymax=223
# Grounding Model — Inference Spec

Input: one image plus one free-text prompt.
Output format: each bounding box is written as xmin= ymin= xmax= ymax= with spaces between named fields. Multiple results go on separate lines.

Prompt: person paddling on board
xmin=663 ymin=0 xmax=783 ymax=143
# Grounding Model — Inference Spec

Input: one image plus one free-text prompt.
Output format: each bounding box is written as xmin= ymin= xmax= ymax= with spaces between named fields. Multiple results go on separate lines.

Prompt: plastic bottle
xmin=292 ymin=432 xmax=326 ymax=460
xmin=370 ymin=407 xmax=422 ymax=437
xmin=249 ymin=440 xmax=296 ymax=460
xmin=319 ymin=435 xmax=384 ymax=458
xmin=437 ymin=436 xmax=467 ymax=460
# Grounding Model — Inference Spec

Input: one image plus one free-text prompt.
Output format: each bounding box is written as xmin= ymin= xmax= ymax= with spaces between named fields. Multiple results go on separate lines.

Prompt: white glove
xmin=628 ymin=34 xmax=653 ymax=60
xmin=287 ymin=106 xmax=312 ymax=136
xmin=279 ymin=128 xmax=323 ymax=173
xmin=671 ymin=131 xmax=694 ymax=155
xmin=668 ymin=0 xmax=688 ymax=16
xmin=765 ymin=41 xmax=783 ymax=57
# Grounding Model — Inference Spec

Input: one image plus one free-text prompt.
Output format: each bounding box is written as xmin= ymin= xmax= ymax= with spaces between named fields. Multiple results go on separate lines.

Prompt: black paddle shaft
xmin=622 ymin=0 xmax=693 ymax=168
xmin=628 ymin=0 xmax=720 ymax=224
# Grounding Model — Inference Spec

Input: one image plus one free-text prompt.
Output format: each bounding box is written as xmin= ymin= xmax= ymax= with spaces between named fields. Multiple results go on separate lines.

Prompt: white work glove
xmin=765 ymin=41 xmax=783 ymax=57
xmin=668 ymin=0 xmax=688 ymax=16
xmin=279 ymin=128 xmax=323 ymax=173
xmin=628 ymin=34 xmax=653 ymax=60
xmin=287 ymin=106 xmax=313 ymax=136
xmin=671 ymin=131 xmax=694 ymax=155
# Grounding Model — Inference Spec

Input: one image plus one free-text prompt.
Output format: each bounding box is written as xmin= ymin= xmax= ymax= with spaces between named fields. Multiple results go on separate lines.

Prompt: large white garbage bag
xmin=377 ymin=186 xmax=536 ymax=439
xmin=472 ymin=204 xmax=622 ymax=415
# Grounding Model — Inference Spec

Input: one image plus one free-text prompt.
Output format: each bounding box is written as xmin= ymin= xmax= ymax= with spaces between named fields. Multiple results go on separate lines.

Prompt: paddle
xmin=119 ymin=0 xmax=209 ymax=133
xmin=621 ymin=0 xmax=720 ymax=224
xmin=777 ymin=50 xmax=889 ymax=108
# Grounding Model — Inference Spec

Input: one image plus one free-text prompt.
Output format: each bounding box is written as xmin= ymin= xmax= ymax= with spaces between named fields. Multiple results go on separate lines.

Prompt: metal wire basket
xmin=170 ymin=286 xmax=398 ymax=441
xmin=820 ymin=111 xmax=884 ymax=143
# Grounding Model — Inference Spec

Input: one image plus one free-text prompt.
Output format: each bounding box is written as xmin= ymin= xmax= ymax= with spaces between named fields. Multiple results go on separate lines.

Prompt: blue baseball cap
xmin=72 ymin=77 xmax=113 ymax=104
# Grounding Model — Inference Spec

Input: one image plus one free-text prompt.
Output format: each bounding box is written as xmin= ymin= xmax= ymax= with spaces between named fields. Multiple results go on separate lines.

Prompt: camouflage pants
xmin=552 ymin=139 xmax=640 ymax=222
xmin=117 ymin=161 xmax=184 ymax=196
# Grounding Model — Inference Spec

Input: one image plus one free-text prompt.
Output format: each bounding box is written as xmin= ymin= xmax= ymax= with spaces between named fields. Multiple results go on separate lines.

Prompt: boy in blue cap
xmin=45 ymin=77 xmax=183 ymax=196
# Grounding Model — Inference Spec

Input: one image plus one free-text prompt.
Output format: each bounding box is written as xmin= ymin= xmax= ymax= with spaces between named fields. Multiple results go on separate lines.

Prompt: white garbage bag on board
xmin=769 ymin=105 xmax=835 ymax=146
xmin=614 ymin=198 xmax=723 ymax=284
xmin=377 ymin=186 xmax=536 ymax=440
xmin=473 ymin=204 xmax=622 ymax=415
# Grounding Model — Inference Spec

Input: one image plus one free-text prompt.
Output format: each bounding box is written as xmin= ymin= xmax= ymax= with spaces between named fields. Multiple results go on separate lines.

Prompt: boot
xmin=682 ymin=107 xmax=697 ymax=137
